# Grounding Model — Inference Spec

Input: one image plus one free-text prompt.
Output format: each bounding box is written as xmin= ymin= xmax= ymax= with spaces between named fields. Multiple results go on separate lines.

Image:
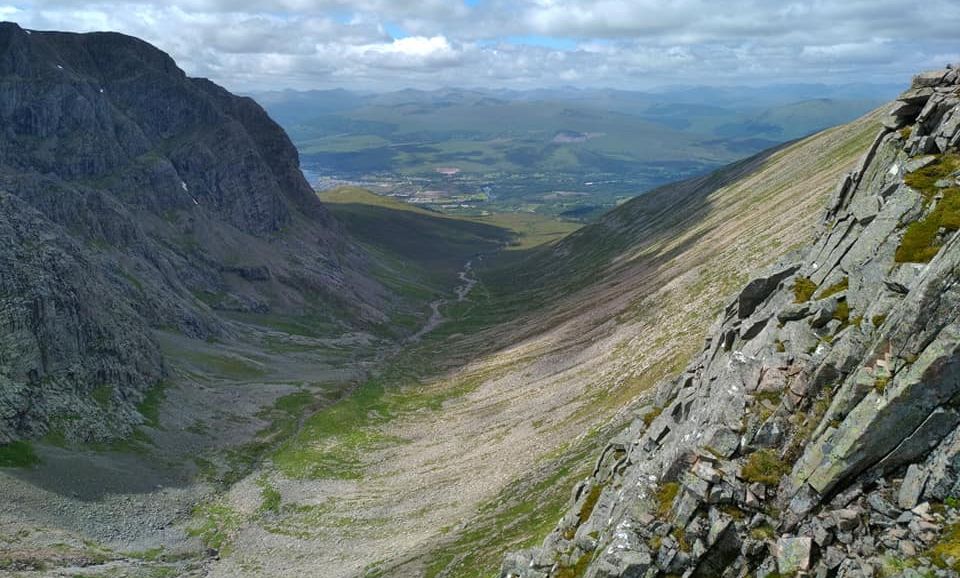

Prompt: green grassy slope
xmin=320 ymin=187 xmax=580 ymax=292
xmin=320 ymin=187 xmax=511 ymax=292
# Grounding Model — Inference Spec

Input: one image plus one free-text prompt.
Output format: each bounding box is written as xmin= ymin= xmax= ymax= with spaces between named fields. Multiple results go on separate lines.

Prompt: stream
xmin=409 ymin=260 xmax=477 ymax=342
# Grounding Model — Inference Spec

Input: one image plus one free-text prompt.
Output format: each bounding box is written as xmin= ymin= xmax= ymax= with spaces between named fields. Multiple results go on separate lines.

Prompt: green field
xmin=319 ymin=188 xmax=580 ymax=292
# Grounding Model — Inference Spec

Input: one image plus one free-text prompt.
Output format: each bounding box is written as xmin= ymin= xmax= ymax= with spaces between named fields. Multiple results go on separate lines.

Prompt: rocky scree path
xmin=503 ymin=67 xmax=960 ymax=578
xmin=409 ymin=260 xmax=477 ymax=342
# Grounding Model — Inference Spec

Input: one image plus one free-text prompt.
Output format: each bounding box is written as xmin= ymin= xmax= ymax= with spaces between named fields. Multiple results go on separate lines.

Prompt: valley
xmin=211 ymin=105 xmax=883 ymax=578
xmin=0 ymin=102 xmax=881 ymax=577
xmin=3 ymin=14 xmax=959 ymax=578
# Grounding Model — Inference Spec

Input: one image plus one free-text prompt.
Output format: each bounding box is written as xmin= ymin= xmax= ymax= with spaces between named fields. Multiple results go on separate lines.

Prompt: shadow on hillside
xmin=4 ymin=443 xmax=194 ymax=502
xmin=328 ymin=202 xmax=514 ymax=279
xmin=467 ymin=142 xmax=795 ymax=332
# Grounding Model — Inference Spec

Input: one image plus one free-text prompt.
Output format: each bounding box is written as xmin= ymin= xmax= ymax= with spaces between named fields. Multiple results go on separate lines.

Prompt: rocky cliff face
xmin=0 ymin=22 xmax=384 ymax=444
xmin=503 ymin=67 xmax=960 ymax=578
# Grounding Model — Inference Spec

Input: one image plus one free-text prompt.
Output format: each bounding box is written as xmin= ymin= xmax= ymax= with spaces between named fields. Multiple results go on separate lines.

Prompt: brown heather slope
xmin=200 ymin=108 xmax=884 ymax=578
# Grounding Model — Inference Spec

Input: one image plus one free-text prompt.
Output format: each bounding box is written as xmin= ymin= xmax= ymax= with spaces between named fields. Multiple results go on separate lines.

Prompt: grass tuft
xmin=741 ymin=449 xmax=790 ymax=486
xmin=750 ymin=524 xmax=776 ymax=540
xmin=793 ymin=277 xmax=817 ymax=303
xmin=718 ymin=504 xmax=746 ymax=520
xmin=929 ymin=523 xmax=960 ymax=570
xmin=655 ymin=482 xmax=680 ymax=518
xmin=0 ymin=441 xmax=40 ymax=468
xmin=672 ymin=525 xmax=692 ymax=552
xmin=875 ymin=375 xmax=890 ymax=393
xmin=833 ymin=299 xmax=850 ymax=326
xmin=642 ymin=406 xmax=664 ymax=428
xmin=817 ymin=276 xmax=848 ymax=299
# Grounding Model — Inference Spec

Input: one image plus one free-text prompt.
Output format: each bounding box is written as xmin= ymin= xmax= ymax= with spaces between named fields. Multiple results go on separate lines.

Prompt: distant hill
xmin=255 ymin=86 xmax=889 ymax=218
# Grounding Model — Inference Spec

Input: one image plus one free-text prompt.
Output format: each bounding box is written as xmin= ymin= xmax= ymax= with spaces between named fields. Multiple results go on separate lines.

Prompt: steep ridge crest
xmin=503 ymin=66 xmax=960 ymax=578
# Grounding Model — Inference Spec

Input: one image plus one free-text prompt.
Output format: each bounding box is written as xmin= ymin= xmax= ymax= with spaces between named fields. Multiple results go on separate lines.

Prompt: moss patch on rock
xmin=817 ymin=276 xmax=849 ymax=299
xmin=656 ymin=482 xmax=680 ymax=518
xmin=0 ymin=441 xmax=40 ymax=468
xmin=741 ymin=449 xmax=790 ymax=486
xmin=575 ymin=483 xmax=606 ymax=528
xmin=904 ymin=154 xmax=960 ymax=201
xmin=897 ymin=154 xmax=960 ymax=263
xmin=793 ymin=277 xmax=818 ymax=303
xmin=896 ymin=188 xmax=960 ymax=262
xmin=833 ymin=299 xmax=851 ymax=327
xmin=555 ymin=551 xmax=593 ymax=578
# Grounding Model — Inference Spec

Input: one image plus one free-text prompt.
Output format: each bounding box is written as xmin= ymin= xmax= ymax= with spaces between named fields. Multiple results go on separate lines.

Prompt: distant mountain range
xmin=254 ymin=84 xmax=895 ymax=218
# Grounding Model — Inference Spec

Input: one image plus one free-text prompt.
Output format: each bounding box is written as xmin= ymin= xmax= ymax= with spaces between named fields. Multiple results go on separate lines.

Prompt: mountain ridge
xmin=502 ymin=66 xmax=960 ymax=578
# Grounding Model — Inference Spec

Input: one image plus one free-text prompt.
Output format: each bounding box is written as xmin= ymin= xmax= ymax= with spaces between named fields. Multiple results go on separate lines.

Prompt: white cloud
xmin=3 ymin=1 xmax=958 ymax=91
xmin=363 ymin=35 xmax=453 ymax=58
xmin=352 ymin=35 xmax=464 ymax=69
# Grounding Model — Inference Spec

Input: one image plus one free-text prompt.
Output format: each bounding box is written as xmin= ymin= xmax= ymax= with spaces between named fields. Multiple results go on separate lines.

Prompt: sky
xmin=2 ymin=1 xmax=959 ymax=93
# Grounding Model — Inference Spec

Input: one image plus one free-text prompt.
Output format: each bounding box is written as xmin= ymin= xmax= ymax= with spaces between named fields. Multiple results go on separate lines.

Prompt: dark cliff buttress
xmin=0 ymin=22 xmax=386 ymax=444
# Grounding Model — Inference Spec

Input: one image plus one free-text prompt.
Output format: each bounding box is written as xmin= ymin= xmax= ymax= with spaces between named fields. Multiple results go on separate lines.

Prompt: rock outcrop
xmin=0 ymin=22 xmax=385 ymax=444
xmin=503 ymin=67 xmax=960 ymax=578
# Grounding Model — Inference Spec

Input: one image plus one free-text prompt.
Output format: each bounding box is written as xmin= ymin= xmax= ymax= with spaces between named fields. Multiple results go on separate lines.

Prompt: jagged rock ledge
xmin=503 ymin=66 xmax=960 ymax=578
